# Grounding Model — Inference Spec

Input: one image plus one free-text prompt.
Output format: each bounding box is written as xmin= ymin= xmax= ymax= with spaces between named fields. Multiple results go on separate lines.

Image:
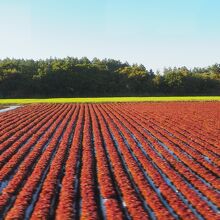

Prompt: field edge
xmin=0 ymin=96 xmax=220 ymax=104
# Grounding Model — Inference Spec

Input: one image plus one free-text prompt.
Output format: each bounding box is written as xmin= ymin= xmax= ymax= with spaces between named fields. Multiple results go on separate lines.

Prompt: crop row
xmin=0 ymin=102 xmax=219 ymax=219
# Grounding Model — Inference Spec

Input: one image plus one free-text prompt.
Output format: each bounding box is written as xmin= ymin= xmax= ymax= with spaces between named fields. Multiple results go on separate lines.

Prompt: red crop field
xmin=0 ymin=102 xmax=219 ymax=220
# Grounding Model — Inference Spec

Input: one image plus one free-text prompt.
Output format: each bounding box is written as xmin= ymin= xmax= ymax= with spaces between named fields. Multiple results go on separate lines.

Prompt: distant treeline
xmin=0 ymin=57 xmax=219 ymax=97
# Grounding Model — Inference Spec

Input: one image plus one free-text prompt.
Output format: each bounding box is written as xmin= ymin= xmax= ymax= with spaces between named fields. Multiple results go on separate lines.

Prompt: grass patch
xmin=0 ymin=96 xmax=219 ymax=104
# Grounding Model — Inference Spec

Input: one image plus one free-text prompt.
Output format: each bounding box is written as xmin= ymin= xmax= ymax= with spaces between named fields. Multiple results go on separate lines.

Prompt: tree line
xmin=0 ymin=57 xmax=219 ymax=98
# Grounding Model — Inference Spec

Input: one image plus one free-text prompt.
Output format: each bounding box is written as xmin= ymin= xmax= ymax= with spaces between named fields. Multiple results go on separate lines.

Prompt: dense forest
xmin=0 ymin=57 xmax=219 ymax=97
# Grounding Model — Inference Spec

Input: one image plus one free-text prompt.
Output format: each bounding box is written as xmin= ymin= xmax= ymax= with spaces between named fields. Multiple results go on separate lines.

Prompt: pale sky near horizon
xmin=0 ymin=0 xmax=219 ymax=71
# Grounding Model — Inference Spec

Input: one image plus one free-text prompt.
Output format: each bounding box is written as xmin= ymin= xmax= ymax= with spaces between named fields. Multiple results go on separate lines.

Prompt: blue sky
xmin=0 ymin=0 xmax=219 ymax=71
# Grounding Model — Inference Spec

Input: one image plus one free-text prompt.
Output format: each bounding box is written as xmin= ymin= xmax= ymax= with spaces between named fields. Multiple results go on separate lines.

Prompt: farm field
xmin=0 ymin=96 xmax=220 ymax=104
xmin=0 ymin=102 xmax=219 ymax=219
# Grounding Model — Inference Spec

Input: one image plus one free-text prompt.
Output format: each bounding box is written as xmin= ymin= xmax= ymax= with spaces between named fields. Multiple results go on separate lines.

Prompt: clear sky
xmin=0 ymin=0 xmax=219 ymax=71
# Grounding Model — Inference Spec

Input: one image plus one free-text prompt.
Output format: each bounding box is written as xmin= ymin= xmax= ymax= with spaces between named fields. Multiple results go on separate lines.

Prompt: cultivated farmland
xmin=0 ymin=102 xmax=219 ymax=219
